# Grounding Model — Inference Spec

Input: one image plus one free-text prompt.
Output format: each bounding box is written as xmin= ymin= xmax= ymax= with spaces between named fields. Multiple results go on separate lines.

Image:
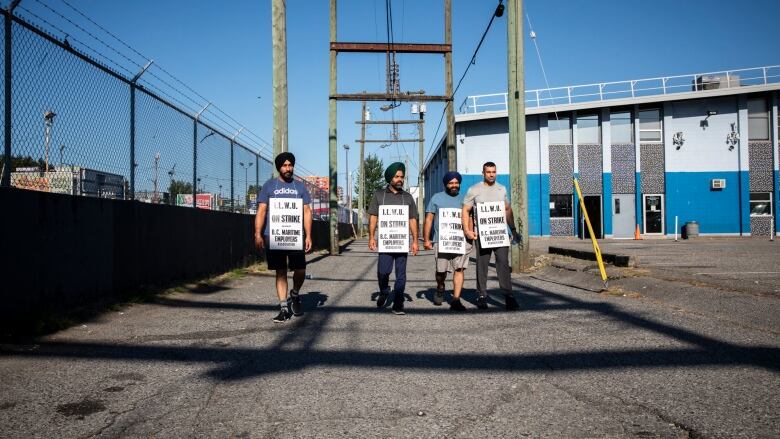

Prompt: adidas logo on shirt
xmin=273 ymin=187 xmax=299 ymax=195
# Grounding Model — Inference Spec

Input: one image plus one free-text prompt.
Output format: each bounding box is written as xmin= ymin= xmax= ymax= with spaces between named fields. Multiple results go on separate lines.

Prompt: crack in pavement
xmin=547 ymin=381 xmax=698 ymax=439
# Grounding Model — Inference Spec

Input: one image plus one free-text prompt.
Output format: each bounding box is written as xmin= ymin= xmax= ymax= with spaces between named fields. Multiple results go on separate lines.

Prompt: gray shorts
xmin=434 ymin=242 xmax=473 ymax=273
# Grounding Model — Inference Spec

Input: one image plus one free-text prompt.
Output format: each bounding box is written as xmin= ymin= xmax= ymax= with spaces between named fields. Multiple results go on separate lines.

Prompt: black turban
xmin=442 ymin=171 xmax=462 ymax=186
xmin=384 ymin=162 xmax=406 ymax=183
xmin=275 ymin=152 xmax=295 ymax=171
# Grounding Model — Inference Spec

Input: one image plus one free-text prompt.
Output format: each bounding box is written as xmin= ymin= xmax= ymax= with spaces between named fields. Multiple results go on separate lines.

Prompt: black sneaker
xmin=273 ymin=308 xmax=292 ymax=323
xmin=505 ymin=295 xmax=520 ymax=311
xmin=433 ymin=289 xmax=445 ymax=306
xmin=476 ymin=296 xmax=488 ymax=310
xmin=377 ymin=292 xmax=389 ymax=308
xmin=391 ymin=294 xmax=406 ymax=315
xmin=449 ymin=298 xmax=467 ymax=311
xmin=290 ymin=291 xmax=303 ymax=316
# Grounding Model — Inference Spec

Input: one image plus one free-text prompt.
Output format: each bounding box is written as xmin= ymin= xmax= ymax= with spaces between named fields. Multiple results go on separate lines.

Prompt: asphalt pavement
xmin=530 ymin=236 xmax=780 ymax=297
xmin=0 ymin=239 xmax=778 ymax=438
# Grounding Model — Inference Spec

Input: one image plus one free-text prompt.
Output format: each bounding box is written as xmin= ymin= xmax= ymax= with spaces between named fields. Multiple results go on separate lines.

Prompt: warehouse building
xmin=423 ymin=65 xmax=780 ymax=238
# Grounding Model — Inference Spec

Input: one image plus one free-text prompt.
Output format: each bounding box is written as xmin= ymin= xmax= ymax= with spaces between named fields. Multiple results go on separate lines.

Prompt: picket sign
xmin=476 ymin=201 xmax=510 ymax=248
xmin=378 ymin=205 xmax=409 ymax=253
xmin=269 ymin=197 xmax=303 ymax=250
xmin=437 ymin=207 xmax=466 ymax=254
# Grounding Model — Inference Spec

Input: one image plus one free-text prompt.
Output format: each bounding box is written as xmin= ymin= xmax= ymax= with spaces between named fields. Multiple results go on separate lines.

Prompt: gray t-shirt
xmin=463 ymin=181 xmax=510 ymax=234
xmin=463 ymin=181 xmax=509 ymax=206
xmin=368 ymin=186 xmax=419 ymax=220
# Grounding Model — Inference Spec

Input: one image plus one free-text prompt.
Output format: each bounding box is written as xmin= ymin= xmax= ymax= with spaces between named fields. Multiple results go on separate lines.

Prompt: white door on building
xmin=612 ymin=194 xmax=635 ymax=239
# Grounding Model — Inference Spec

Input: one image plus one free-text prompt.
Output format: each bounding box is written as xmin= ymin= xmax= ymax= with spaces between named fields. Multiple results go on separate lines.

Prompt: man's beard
xmin=392 ymin=181 xmax=404 ymax=190
xmin=281 ymin=171 xmax=293 ymax=181
xmin=446 ymin=187 xmax=459 ymax=196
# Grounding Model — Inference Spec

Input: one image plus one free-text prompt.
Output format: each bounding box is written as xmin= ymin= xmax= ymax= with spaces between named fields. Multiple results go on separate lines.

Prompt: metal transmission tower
xmin=328 ymin=0 xmax=455 ymax=255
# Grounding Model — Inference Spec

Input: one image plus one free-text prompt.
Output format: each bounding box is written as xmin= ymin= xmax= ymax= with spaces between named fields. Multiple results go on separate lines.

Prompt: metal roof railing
xmin=459 ymin=64 xmax=780 ymax=114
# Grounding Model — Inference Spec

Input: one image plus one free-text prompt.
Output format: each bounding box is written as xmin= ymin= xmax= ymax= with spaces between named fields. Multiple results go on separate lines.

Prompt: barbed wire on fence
xmin=2 ymin=1 xmax=349 ymax=219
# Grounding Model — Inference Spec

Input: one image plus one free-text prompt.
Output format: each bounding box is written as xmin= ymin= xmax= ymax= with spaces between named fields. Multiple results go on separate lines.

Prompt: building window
xmin=550 ymin=194 xmax=573 ymax=218
xmin=750 ymin=193 xmax=772 ymax=216
xmin=611 ymin=110 xmax=633 ymax=144
xmin=548 ymin=115 xmax=571 ymax=144
xmin=639 ymin=108 xmax=662 ymax=143
xmin=577 ymin=113 xmax=600 ymax=144
xmin=747 ymin=98 xmax=769 ymax=141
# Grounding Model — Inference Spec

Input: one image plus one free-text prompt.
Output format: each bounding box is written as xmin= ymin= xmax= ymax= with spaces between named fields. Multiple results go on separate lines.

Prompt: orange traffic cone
xmin=634 ymin=224 xmax=642 ymax=240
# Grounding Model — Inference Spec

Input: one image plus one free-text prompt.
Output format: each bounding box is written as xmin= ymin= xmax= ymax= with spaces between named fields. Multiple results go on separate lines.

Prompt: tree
xmin=0 ymin=155 xmax=56 ymax=174
xmin=247 ymin=184 xmax=261 ymax=201
xmin=353 ymin=154 xmax=384 ymax=211
xmin=245 ymin=184 xmax=261 ymax=211
xmin=168 ymin=179 xmax=193 ymax=204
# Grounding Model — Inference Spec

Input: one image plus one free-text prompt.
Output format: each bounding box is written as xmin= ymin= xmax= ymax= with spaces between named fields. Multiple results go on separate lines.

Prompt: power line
xmin=423 ymin=1 xmax=504 ymax=168
xmin=525 ymin=11 xmax=559 ymax=120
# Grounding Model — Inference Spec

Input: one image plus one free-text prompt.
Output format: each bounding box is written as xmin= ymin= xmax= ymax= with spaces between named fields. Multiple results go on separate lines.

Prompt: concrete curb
xmin=548 ymin=246 xmax=635 ymax=267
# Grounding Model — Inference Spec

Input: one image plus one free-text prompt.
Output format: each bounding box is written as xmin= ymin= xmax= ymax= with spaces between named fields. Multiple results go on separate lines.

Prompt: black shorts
xmin=265 ymin=248 xmax=307 ymax=271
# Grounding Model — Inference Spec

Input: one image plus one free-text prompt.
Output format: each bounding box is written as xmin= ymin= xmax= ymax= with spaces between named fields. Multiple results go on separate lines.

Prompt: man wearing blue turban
xmin=367 ymin=162 xmax=419 ymax=315
xmin=423 ymin=171 xmax=470 ymax=310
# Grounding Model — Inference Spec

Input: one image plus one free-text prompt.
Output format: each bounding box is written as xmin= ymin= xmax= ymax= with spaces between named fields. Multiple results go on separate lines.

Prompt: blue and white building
xmin=423 ymin=65 xmax=780 ymax=238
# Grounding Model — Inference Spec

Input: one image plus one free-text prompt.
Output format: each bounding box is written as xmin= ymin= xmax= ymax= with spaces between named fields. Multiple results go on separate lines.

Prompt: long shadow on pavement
xmin=2 ymin=275 xmax=778 ymax=380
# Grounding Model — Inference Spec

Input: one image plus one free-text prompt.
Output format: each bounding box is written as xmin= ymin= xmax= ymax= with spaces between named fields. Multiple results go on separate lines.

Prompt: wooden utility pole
xmin=417 ymin=109 xmax=425 ymax=235
xmin=358 ymin=100 xmax=366 ymax=237
xmin=272 ymin=0 xmax=288 ymax=170
xmin=328 ymin=0 xmax=339 ymax=255
xmin=444 ymin=0 xmax=456 ymax=171
xmin=507 ymin=0 xmax=530 ymax=271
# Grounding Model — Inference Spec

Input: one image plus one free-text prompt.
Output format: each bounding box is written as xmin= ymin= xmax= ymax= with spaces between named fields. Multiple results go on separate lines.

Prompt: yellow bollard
xmin=574 ymin=178 xmax=608 ymax=289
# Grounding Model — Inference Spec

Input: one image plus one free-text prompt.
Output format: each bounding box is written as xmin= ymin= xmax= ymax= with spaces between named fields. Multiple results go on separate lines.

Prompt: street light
xmin=342 ymin=144 xmax=351 ymax=222
xmin=43 ymin=110 xmax=56 ymax=172
xmin=239 ymin=161 xmax=254 ymax=213
xmin=167 ymin=164 xmax=176 ymax=205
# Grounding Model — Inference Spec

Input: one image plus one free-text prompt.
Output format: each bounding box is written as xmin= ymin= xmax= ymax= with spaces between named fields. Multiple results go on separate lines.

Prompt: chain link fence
xmin=0 ymin=8 xmax=274 ymax=213
xmin=1 ymin=7 xmax=356 ymax=222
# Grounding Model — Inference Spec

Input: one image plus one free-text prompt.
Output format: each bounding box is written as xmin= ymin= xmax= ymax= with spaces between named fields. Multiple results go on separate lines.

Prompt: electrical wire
xmin=525 ymin=12 xmax=558 ymax=120
xmin=422 ymin=1 xmax=503 ymax=168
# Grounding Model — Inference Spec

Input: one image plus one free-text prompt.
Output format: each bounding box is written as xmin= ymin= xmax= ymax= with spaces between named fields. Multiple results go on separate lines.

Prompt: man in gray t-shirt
xmin=461 ymin=161 xmax=519 ymax=311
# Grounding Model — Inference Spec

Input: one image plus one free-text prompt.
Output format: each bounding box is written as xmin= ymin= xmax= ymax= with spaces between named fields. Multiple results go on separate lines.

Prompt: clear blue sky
xmin=10 ymin=0 xmax=780 ymax=193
